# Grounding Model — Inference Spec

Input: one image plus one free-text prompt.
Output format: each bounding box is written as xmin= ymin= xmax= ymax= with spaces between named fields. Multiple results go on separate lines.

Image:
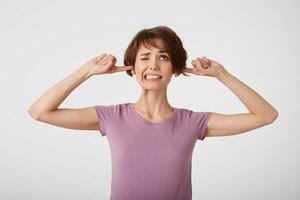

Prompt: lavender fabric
xmin=94 ymin=103 xmax=212 ymax=200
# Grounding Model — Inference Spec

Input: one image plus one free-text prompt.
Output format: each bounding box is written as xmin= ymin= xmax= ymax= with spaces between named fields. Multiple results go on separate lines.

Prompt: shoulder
xmin=175 ymin=106 xmax=196 ymax=115
xmin=94 ymin=102 xmax=131 ymax=114
xmin=176 ymin=106 xmax=212 ymax=119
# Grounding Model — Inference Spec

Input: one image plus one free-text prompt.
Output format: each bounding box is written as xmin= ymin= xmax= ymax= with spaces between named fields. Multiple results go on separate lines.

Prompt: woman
xmin=28 ymin=26 xmax=278 ymax=200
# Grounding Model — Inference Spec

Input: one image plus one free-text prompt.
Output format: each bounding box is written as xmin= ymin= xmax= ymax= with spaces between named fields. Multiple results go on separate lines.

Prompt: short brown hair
xmin=123 ymin=25 xmax=189 ymax=77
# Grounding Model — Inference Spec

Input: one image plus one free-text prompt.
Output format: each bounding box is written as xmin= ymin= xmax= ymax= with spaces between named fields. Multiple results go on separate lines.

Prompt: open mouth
xmin=144 ymin=74 xmax=162 ymax=80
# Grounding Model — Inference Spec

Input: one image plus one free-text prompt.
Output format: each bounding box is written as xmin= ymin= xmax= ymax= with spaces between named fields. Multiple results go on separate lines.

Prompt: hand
xmin=81 ymin=53 xmax=133 ymax=76
xmin=183 ymin=56 xmax=225 ymax=77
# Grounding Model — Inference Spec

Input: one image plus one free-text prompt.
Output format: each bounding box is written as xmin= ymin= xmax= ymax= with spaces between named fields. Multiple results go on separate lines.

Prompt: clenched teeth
xmin=145 ymin=75 xmax=162 ymax=80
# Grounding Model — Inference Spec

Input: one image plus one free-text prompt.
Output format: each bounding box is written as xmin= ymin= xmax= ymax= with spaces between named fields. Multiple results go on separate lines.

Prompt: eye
xmin=160 ymin=55 xmax=169 ymax=60
xmin=140 ymin=55 xmax=169 ymax=61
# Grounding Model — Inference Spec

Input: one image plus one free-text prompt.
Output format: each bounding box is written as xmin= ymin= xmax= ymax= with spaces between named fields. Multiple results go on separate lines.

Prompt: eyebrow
xmin=139 ymin=50 xmax=168 ymax=56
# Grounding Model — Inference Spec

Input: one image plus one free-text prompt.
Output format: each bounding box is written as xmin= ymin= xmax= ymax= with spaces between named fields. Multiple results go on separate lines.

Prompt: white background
xmin=1 ymin=0 xmax=299 ymax=199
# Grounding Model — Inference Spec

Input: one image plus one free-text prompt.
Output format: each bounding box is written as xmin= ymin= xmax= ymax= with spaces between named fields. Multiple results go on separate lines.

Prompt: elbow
xmin=264 ymin=110 xmax=279 ymax=124
xmin=27 ymin=106 xmax=41 ymax=120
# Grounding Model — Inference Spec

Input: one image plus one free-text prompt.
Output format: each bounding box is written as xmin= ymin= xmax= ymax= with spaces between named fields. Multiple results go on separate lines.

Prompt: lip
xmin=143 ymin=73 xmax=162 ymax=82
xmin=143 ymin=73 xmax=162 ymax=79
xmin=144 ymin=73 xmax=162 ymax=76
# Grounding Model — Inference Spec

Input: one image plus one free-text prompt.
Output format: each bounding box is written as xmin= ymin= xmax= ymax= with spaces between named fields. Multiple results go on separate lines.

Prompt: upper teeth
xmin=145 ymin=75 xmax=161 ymax=79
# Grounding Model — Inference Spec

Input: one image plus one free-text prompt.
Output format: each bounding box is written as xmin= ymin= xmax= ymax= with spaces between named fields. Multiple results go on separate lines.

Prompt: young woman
xmin=28 ymin=26 xmax=278 ymax=200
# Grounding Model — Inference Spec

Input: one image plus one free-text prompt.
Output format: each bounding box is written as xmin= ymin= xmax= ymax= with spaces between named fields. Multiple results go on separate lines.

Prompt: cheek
xmin=135 ymin=71 xmax=144 ymax=83
xmin=164 ymin=66 xmax=174 ymax=76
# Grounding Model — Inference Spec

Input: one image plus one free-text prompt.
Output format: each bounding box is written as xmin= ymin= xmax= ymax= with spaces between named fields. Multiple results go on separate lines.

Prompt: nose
xmin=149 ymin=65 xmax=159 ymax=71
xmin=148 ymin=58 xmax=159 ymax=71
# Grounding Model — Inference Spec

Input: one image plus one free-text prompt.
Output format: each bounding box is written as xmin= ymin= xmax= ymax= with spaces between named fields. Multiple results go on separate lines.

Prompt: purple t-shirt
xmin=94 ymin=103 xmax=212 ymax=200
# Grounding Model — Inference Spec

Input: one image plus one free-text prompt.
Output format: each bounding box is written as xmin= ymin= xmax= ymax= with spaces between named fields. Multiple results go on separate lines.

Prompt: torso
xmin=132 ymin=103 xmax=175 ymax=123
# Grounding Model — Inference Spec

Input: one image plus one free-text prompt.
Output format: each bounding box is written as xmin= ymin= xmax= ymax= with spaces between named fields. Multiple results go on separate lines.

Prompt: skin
xmin=75 ymin=38 xmax=180 ymax=122
xmin=80 ymin=40 xmax=175 ymax=123
xmin=130 ymin=39 xmax=175 ymax=123
xmin=28 ymin=38 xmax=279 ymax=138
xmin=111 ymin=38 xmax=279 ymax=137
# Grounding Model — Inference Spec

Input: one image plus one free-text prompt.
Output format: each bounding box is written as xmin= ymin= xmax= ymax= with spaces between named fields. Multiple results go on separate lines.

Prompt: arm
xmin=27 ymin=53 xmax=128 ymax=130
xmin=184 ymin=56 xmax=279 ymax=138
xmin=27 ymin=64 xmax=101 ymax=130
xmin=206 ymin=69 xmax=278 ymax=137
xmin=28 ymin=67 xmax=91 ymax=118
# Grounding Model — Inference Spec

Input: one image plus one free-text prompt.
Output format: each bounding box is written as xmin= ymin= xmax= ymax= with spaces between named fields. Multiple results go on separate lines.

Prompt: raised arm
xmin=183 ymin=56 xmax=279 ymax=138
xmin=206 ymin=69 xmax=278 ymax=137
xmin=27 ymin=53 xmax=132 ymax=130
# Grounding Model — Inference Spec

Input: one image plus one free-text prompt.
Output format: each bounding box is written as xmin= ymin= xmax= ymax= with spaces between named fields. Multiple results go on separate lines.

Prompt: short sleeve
xmin=94 ymin=104 xmax=116 ymax=136
xmin=192 ymin=111 xmax=212 ymax=141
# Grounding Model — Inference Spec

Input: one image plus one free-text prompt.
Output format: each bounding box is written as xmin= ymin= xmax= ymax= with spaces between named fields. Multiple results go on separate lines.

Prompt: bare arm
xmin=206 ymin=69 xmax=279 ymax=137
xmin=27 ymin=53 xmax=132 ymax=130
xmin=28 ymin=67 xmax=92 ymax=118
xmin=27 ymin=66 xmax=100 ymax=130
xmin=184 ymin=56 xmax=279 ymax=138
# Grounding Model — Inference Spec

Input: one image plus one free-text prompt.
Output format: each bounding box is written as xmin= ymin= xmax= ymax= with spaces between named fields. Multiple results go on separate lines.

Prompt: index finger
xmin=112 ymin=65 xmax=133 ymax=72
xmin=182 ymin=67 xmax=194 ymax=74
xmin=96 ymin=53 xmax=107 ymax=62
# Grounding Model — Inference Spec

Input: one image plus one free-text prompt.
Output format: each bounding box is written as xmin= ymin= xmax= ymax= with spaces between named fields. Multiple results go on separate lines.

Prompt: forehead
xmin=137 ymin=38 xmax=167 ymax=54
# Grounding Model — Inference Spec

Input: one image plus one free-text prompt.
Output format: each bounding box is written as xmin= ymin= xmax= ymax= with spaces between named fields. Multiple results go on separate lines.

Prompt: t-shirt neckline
xmin=129 ymin=103 xmax=177 ymax=128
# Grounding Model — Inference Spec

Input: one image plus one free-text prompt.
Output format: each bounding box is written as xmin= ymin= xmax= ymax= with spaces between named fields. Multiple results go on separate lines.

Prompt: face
xmin=134 ymin=38 xmax=173 ymax=90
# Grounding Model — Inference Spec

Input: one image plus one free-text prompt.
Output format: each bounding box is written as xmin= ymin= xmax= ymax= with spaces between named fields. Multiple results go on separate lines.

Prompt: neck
xmin=133 ymin=88 xmax=173 ymax=114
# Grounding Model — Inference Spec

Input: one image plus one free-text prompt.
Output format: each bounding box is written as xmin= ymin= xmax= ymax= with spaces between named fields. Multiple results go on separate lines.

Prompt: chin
xmin=140 ymin=84 xmax=168 ymax=91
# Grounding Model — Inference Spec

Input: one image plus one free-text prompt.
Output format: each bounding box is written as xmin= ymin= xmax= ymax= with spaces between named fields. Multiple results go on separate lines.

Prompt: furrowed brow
xmin=158 ymin=50 xmax=167 ymax=53
xmin=140 ymin=49 xmax=168 ymax=56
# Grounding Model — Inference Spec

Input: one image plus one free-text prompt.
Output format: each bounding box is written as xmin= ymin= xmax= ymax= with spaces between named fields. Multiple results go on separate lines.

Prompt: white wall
xmin=1 ymin=0 xmax=298 ymax=199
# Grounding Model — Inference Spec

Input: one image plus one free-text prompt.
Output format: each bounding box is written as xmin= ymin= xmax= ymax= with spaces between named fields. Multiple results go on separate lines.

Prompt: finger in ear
xmin=200 ymin=59 xmax=209 ymax=69
xmin=203 ymin=57 xmax=211 ymax=65
xmin=192 ymin=60 xmax=196 ymax=66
